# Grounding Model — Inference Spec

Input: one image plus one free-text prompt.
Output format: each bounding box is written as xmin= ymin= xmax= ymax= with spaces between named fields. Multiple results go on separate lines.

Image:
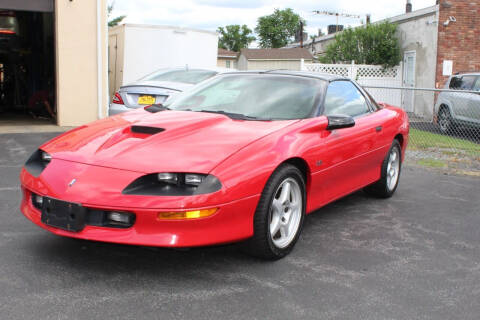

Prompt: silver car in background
xmin=109 ymin=68 xmax=220 ymax=115
xmin=434 ymin=73 xmax=480 ymax=134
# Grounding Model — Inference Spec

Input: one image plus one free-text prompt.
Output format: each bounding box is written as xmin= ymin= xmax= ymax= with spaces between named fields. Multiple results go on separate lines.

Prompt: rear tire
xmin=364 ymin=140 xmax=402 ymax=198
xmin=243 ymin=164 xmax=306 ymax=260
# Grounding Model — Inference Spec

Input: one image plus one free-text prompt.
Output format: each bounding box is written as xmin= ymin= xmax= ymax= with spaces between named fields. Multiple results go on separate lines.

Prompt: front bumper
xmin=20 ymin=160 xmax=260 ymax=247
xmin=21 ymin=187 xmax=259 ymax=247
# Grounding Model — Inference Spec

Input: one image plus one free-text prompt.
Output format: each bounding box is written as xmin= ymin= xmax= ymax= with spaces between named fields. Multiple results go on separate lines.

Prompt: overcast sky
xmin=109 ymin=0 xmax=436 ymax=40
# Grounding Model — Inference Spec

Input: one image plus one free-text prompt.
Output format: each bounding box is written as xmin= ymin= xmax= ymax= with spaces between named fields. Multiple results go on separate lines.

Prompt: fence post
xmin=350 ymin=60 xmax=357 ymax=80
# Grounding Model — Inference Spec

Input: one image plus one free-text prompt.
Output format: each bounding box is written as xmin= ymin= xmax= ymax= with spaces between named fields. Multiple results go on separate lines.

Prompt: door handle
xmin=375 ymin=126 xmax=383 ymax=132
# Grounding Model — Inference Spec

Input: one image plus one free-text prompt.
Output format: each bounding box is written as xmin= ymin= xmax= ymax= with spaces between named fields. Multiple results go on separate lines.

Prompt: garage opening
xmin=0 ymin=1 xmax=56 ymax=127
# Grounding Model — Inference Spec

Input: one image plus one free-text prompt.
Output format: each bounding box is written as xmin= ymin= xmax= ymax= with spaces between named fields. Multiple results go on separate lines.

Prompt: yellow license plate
xmin=138 ymin=95 xmax=155 ymax=105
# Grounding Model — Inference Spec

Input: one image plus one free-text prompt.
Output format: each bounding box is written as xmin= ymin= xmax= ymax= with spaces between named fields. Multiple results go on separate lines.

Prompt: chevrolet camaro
xmin=20 ymin=71 xmax=409 ymax=259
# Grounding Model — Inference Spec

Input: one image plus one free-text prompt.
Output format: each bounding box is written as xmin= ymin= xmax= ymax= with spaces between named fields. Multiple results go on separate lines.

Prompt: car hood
xmin=41 ymin=110 xmax=297 ymax=174
xmin=121 ymin=80 xmax=193 ymax=92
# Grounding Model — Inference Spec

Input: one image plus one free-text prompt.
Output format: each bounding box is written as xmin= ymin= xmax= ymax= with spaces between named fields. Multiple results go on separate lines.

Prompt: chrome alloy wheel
xmin=269 ymin=177 xmax=302 ymax=249
xmin=386 ymin=147 xmax=400 ymax=191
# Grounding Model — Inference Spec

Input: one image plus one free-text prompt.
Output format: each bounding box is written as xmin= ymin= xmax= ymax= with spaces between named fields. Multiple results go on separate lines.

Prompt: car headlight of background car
xmin=122 ymin=172 xmax=222 ymax=196
xmin=24 ymin=149 xmax=52 ymax=177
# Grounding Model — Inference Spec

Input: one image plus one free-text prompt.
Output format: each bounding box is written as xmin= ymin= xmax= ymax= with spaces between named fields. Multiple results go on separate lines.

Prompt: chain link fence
xmin=363 ymin=85 xmax=480 ymax=173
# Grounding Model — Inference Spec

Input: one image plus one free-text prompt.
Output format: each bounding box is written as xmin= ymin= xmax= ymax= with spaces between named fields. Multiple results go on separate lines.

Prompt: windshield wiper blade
xmin=144 ymin=104 xmax=170 ymax=113
xmin=198 ymin=110 xmax=261 ymax=120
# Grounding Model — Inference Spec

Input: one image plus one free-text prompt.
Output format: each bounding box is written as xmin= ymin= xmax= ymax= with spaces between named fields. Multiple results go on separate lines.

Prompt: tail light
xmin=0 ymin=30 xmax=15 ymax=35
xmin=112 ymin=92 xmax=124 ymax=105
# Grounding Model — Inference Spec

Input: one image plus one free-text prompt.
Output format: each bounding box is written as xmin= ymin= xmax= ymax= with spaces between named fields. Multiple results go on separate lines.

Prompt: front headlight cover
xmin=122 ymin=173 xmax=222 ymax=196
xmin=24 ymin=149 xmax=52 ymax=177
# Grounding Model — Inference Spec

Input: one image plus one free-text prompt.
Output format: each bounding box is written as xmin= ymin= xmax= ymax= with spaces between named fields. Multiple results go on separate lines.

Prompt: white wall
xmin=395 ymin=10 xmax=438 ymax=117
xmin=120 ymin=24 xmax=218 ymax=85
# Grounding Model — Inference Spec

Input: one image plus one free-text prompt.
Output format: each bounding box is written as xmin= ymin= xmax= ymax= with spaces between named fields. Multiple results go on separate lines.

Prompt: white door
xmin=402 ymin=51 xmax=416 ymax=113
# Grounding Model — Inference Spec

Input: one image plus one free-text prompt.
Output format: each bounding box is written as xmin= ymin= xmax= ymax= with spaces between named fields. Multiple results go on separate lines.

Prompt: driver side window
xmin=323 ymin=81 xmax=370 ymax=117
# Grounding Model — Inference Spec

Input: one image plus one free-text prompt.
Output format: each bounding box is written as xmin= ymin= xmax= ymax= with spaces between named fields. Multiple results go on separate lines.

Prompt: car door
xmin=312 ymin=80 xmax=388 ymax=205
xmin=450 ymin=75 xmax=476 ymax=120
xmin=467 ymin=76 xmax=480 ymax=124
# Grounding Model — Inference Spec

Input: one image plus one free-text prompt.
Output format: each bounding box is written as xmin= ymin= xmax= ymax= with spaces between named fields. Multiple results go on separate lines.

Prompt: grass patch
xmin=409 ymin=128 xmax=480 ymax=155
xmin=416 ymin=158 xmax=447 ymax=168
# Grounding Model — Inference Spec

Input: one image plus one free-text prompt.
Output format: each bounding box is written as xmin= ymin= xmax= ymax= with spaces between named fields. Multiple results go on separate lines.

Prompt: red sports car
xmin=20 ymin=71 xmax=409 ymax=259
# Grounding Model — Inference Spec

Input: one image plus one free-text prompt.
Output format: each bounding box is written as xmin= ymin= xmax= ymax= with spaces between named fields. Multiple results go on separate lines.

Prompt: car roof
xmin=217 ymin=69 xmax=348 ymax=81
xmin=453 ymin=72 xmax=480 ymax=77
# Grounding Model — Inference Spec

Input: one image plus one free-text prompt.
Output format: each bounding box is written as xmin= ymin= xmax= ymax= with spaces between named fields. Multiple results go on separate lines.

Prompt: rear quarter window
xmin=449 ymin=76 xmax=476 ymax=90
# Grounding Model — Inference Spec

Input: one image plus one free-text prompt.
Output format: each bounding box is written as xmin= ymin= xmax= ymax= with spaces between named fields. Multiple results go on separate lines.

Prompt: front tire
xmin=243 ymin=164 xmax=306 ymax=260
xmin=438 ymin=107 xmax=455 ymax=134
xmin=364 ymin=140 xmax=402 ymax=198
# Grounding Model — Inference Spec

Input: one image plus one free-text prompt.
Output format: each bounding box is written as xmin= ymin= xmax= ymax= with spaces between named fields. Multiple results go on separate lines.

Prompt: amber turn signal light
xmin=157 ymin=208 xmax=218 ymax=220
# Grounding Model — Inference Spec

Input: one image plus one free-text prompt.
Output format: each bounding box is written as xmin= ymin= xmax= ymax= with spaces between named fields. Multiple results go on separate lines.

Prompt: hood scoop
xmin=131 ymin=125 xmax=164 ymax=135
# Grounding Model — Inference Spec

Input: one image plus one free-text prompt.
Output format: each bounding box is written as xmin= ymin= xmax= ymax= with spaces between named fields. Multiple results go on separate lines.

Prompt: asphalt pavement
xmin=1 ymin=132 xmax=480 ymax=320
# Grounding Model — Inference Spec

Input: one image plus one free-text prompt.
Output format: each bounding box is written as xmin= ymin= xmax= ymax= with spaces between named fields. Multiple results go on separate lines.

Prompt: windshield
xmin=140 ymin=69 xmax=218 ymax=84
xmin=0 ymin=14 xmax=19 ymax=35
xmin=166 ymin=74 xmax=322 ymax=120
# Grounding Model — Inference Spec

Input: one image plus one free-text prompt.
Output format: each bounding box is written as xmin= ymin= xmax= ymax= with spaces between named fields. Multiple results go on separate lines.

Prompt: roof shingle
xmin=217 ymin=48 xmax=238 ymax=58
xmin=240 ymin=48 xmax=313 ymax=60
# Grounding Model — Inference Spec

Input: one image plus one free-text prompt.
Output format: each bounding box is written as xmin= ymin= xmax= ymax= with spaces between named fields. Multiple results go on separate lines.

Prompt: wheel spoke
xmin=289 ymin=201 xmax=299 ymax=212
xmin=280 ymin=225 xmax=288 ymax=239
xmin=270 ymin=213 xmax=281 ymax=236
xmin=271 ymin=198 xmax=282 ymax=214
xmin=279 ymin=182 xmax=291 ymax=204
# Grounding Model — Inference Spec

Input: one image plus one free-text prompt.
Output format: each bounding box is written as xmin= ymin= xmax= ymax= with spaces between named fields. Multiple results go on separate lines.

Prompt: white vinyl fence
xmin=302 ymin=62 xmax=403 ymax=108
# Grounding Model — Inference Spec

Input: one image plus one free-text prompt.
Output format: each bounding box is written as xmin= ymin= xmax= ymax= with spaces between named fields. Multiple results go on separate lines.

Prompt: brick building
xmin=435 ymin=0 xmax=480 ymax=87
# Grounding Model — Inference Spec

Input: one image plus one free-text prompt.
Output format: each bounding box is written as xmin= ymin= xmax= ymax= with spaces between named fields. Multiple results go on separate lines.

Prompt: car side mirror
xmin=326 ymin=115 xmax=355 ymax=130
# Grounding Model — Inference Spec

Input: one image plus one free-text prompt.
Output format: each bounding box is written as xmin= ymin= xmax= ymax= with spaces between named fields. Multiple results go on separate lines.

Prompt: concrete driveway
xmin=1 ymin=132 xmax=480 ymax=320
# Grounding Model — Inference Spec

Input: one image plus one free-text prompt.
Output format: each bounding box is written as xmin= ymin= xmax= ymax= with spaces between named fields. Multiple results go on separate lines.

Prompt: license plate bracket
xmin=41 ymin=197 xmax=86 ymax=232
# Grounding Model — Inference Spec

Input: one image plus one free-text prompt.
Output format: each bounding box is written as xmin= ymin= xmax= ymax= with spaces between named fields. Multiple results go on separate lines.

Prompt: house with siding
xmin=217 ymin=48 xmax=238 ymax=69
xmin=237 ymin=48 xmax=313 ymax=71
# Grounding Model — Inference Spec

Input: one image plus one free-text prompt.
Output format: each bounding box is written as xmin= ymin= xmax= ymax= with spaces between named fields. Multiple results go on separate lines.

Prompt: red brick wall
xmin=436 ymin=0 xmax=480 ymax=88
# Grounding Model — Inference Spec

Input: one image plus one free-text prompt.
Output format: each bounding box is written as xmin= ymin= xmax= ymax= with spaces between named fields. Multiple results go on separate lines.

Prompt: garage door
xmin=0 ymin=0 xmax=53 ymax=12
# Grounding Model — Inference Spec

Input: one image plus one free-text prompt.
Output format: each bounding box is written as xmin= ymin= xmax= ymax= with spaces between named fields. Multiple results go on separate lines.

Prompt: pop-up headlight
xmin=123 ymin=173 xmax=221 ymax=196
xmin=24 ymin=149 xmax=52 ymax=177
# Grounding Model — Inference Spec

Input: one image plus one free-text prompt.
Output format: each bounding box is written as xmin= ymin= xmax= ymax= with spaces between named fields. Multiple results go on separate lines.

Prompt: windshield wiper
xmin=144 ymin=104 xmax=170 ymax=113
xmin=198 ymin=110 xmax=265 ymax=120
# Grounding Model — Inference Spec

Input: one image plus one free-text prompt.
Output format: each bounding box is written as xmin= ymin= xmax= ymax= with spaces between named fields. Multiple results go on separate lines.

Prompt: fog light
xmin=106 ymin=211 xmax=134 ymax=226
xmin=157 ymin=208 xmax=218 ymax=220
xmin=32 ymin=193 xmax=43 ymax=210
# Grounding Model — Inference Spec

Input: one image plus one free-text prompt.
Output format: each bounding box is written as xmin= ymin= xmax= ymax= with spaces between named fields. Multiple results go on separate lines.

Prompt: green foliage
xmin=108 ymin=1 xmax=126 ymax=27
xmin=319 ymin=22 xmax=401 ymax=67
xmin=255 ymin=8 xmax=305 ymax=48
xmin=217 ymin=25 xmax=255 ymax=52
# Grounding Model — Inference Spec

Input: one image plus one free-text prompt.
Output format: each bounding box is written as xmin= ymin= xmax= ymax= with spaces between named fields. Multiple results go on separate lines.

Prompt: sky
xmin=109 ymin=0 xmax=437 ymax=42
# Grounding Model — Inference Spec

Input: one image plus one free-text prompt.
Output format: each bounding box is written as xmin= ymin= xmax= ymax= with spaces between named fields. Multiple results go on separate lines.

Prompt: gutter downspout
xmin=96 ymin=0 xmax=103 ymax=119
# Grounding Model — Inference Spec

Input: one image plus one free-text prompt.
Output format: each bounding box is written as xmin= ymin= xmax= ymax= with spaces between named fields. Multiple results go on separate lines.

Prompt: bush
xmin=319 ymin=22 xmax=401 ymax=68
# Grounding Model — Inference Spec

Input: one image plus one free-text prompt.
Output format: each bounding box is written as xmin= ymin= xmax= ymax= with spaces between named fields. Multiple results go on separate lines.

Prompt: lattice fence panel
xmin=304 ymin=64 xmax=350 ymax=77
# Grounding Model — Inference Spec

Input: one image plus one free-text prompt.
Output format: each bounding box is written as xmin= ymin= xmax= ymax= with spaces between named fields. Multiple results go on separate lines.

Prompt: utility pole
xmin=299 ymin=21 xmax=304 ymax=48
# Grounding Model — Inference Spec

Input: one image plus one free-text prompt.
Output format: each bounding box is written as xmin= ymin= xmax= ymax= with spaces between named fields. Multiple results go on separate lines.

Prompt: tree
xmin=319 ymin=22 xmax=401 ymax=67
xmin=255 ymin=8 xmax=305 ymax=48
xmin=108 ymin=1 xmax=126 ymax=28
xmin=217 ymin=25 xmax=255 ymax=52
